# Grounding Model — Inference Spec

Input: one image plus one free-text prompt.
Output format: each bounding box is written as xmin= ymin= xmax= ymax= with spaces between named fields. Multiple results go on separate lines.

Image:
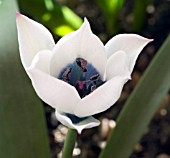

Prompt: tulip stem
xmin=62 ymin=128 xmax=77 ymax=158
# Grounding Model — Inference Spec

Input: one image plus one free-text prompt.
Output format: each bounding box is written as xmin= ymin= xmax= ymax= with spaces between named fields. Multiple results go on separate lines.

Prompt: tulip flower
xmin=16 ymin=13 xmax=152 ymax=134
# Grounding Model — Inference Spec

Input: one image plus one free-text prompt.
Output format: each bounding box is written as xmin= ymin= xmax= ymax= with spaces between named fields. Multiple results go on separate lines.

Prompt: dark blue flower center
xmin=58 ymin=58 xmax=104 ymax=98
xmin=58 ymin=58 xmax=104 ymax=123
xmin=65 ymin=113 xmax=88 ymax=124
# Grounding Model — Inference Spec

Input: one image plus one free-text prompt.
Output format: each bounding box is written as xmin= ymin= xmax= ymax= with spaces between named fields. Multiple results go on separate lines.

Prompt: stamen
xmin=76 ymin=58 xmax=87 ymax=72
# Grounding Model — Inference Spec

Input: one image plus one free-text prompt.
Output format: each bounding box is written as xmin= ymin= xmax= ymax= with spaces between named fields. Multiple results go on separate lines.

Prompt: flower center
xmin=65 ymin=113 xmax=87 ymax=124
xmin=58 ymin=58 xmax=104 ymax=98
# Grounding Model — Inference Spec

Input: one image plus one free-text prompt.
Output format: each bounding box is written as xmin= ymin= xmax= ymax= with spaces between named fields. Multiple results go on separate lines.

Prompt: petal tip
xmin=16 ymin=12 xmax=25 ymax=22
xmin=83 ymin=17 xmax=89 ymax=23
xmin=148 ymin=38 xmax=154 ymax=42
xmin=77 ymin=129 xmax=82 ymax=134
xmin=81 ymin=17 xmax=91 ymax=32
xmin=16 ymin=12 xmax=24 ymax=20
xmin=16 ymin=12 xmax=20 ymax=17
xmin=143 ymin=37 xmax=154 ymax=43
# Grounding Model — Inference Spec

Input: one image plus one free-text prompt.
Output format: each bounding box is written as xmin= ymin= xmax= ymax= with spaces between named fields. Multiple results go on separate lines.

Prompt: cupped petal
xmin=74 ymin=75 xmax=130 ymax=117
xmin=55 ymin=110 xmax=100 ymax=134
xmin=105 ymin=51 xmax=130 ymax=80
xmin=105 ymin=34 xmax=153 ymax=73
xmin=16 ymin=13 xmax=55 ymax=69
xmin=29 ymin=50 xmax=51 ymax=74
xmin=50 ymin=18 xmax=107 ymax=80
xmin=27 ymin=69 xmax=81 ymax=114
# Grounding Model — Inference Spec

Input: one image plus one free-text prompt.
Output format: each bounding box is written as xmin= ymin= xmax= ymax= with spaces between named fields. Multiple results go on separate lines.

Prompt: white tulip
xmin=16 ymin=13 xmax=152 ymax=134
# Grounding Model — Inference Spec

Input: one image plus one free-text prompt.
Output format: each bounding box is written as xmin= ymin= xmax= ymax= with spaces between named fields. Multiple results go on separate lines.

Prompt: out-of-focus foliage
xmin=17 ymin=0 xmax=82 ymax=36
xmin=95 ymin=0 xmax=125 ymax=34
xmin=0 ymin=0 xmax=50 ymax=157
xmin=95 ymin=0 xmax=154 ymax=35
xmin=17 ymin=0 xmax=154 ymax=36
xmin=132 ymin=0 xmax=153 ymax=31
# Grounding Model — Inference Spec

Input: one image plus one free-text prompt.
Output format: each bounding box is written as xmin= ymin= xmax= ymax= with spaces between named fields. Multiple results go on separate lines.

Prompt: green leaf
xmin=0 ymin=0 xmax=50 ymax=158
xmin=61 ymin=6 xmax=82 ymax=30
xmin=99 ymin=36 xmax=170 ymax=158
xmin=54 ymin=25 xmax=74 ymax=36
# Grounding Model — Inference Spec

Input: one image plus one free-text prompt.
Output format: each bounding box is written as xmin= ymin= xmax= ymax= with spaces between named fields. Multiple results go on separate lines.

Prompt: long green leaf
xmin=99 ymin=36 xmax=170 ymax=158
xmin=0 ymin=0 xmax=50 ymax=158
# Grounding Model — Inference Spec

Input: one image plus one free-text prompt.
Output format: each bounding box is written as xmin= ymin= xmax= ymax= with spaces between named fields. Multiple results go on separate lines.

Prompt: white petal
xmin=105 ymin=34 xmax=153 ymax=73
xmin=27 ymin=69 xmax=81 ymax=114
xmin=74 ymin=75 xmax=130 ymax=117
xmin=29 ymin=50 xmax=51 ymax=73
xmin=105 ymin=51 xmax=130 ymax=80
xmin=16 ymin=13 xmax=55 ymax=69
xmin=50 ymin=18 xmax=107 ymax=80
xmin=55 ymin=110 xmax=100 ymax=134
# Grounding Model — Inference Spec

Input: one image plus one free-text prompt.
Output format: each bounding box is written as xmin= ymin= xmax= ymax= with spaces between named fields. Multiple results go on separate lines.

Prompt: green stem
xmin=62 ymin=128 xmax=77 ymax=158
